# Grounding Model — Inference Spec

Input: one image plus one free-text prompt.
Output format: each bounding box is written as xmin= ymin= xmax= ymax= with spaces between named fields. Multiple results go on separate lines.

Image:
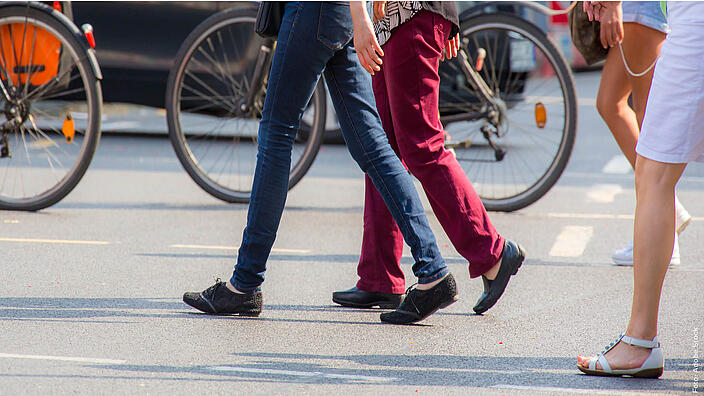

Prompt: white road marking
xmin=586 ymin=184 xmax=623 ymax=203
xmin=0 ymin=237 xmax=109 ymax=245
xmin=549 ymin=226 xmax=594 ymax=257
xmin=509 ymin=212 xmax=703 ymax=222
xmin=538 ymin=212 xmax=633 ymax=220
xmin=206 ymin=366 xmax=396 ymax=382
xmin=0 ymin=353 xmax=125 ymax=365
xmin=524 ymin=96 xmax=596 ymax=107
xmin=565 ymin=171 xmax=704 ymax=183
xmin=493 ymin=385 xmax=639 ymax=395
xmin=170 ymin=244 xmax=310 ymax=254
xmin=102 ymin=121 xmax=140 ymax=130
xmin=602 ymin=155 xmax=632 ymax=174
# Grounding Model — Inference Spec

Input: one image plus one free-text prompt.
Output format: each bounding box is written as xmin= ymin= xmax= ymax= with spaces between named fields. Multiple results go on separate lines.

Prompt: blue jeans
xmin=230 ymin=1 xmax=448 ymax=292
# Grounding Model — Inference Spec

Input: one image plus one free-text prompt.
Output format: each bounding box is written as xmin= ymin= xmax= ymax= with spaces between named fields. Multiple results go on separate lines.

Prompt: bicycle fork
xmin=455 ymin=46 xmax=507 ymax=162
xmin=239 ymin=39 xmax=275 ymax=117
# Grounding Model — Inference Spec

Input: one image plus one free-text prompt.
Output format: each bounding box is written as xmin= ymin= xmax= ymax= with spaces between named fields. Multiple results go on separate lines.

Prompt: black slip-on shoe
xmin=379 ymin=273 xmax=458 ymax=325
xmin=473 ymin=240 xmax=525 ymax=314
xmin=332 ymin=286 xmax=403 ymax=309
xmin=183 ymin=279 xmax=262 ymax=316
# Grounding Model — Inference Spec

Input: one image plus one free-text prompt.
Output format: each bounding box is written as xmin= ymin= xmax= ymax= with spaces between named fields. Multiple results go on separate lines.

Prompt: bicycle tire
xmin=166 ymin=6 xmax=326 ymax=204
xmin=443 ymin=13 xmax=577 ymax=212
xmin=0 ymin=4 xmax=102 ymax=211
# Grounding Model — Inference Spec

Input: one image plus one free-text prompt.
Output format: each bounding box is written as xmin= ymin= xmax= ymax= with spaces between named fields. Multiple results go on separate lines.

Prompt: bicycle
xmin=0 ymin=1 xmax=102 ymax=211
xmin=166 ymin=2 xmax=577 ymax=212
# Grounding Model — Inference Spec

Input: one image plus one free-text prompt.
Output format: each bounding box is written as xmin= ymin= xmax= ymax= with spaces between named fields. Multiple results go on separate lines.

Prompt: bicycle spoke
xmin=442 ymin=15 xmax=575 ymax=209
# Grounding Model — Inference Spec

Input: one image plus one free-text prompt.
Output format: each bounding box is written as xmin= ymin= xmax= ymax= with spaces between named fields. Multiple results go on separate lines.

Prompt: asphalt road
xmin=1 ymin=71 xmax=702 ymax=395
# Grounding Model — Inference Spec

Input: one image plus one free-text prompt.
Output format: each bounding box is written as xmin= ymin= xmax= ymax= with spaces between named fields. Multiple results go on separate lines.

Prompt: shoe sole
xmin=332 ymin=297 xmax=400 ymax=309
xmin=577 ymin=364 xmax=663 ymax=378
xmin=612 ymin=258 xmax=633 ymax=266
xmin=612 ymin=259 xmax=680 ymax=267
xmin=512 ymin=245 xmax=525 ymax=275
xmin=196 ymin=308 xmax=260 ymax=317
xmin=219 ymin=311 xmax=261 ymax=317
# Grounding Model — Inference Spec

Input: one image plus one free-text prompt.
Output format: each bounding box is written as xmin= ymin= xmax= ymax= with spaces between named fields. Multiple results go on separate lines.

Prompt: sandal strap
xmin=590 ymin=333 xmax=624 ymax=371
xmin=595 ymin=353 xmax=612 ymax=371
xmin=601 ymin=334 xmax=625 ymax=355
xmin=622 ymin=335 xmax=659 ymax=349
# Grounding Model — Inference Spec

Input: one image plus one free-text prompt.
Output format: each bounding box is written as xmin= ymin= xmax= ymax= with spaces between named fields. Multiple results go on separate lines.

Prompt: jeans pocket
xmin=317 ymin=2 xmax=353 ymax=50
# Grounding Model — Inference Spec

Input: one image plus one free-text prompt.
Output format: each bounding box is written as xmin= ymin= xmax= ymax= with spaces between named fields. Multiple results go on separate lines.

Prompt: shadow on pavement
xmin=135 ymin=252 xmax=469 ymax=264
xmin=0 ymin=297 xmax=696 ymax=391
xmin=0 ymin=298 xmax=410 ymax=326
xmin=79 ymin=354 xmax=695 ymax=392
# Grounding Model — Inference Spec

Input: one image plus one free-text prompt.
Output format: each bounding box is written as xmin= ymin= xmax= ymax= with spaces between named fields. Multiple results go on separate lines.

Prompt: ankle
xmin=226 ymin=281 xmax=245 ymax=294
xmin=483 ymin=258 xmax=502 ymax=281
xmin=417 ymin=273 xmax=448 ymax=290
xmin=625 ymin=324 xmax=658 ymax=341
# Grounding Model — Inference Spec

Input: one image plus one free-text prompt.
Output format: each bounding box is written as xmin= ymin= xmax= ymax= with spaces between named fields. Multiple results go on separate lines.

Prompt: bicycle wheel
xmin=166 ymin=7 xmax=326 ymax=204
xmin=439 ymin=13 xmax=577 ymax=212
xmin=0 ymin=4 xmax=102 ymax=211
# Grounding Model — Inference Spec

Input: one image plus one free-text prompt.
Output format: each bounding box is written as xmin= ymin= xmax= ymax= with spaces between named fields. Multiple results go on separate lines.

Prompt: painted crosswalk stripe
xmin=206 ymin=366 xmax=396 ymax=382
xmin=586 ymin=184 xmax=623 ymax=203
xmin=602 ymin=155 xmax=632 ymax=174
xmin=0 ymin=237 xmax=109 ymax=245
xmin=549 ymin=226 xmax=594 ymax=257
xmin=170 ymin=244 xmax=310 ymax=254
xmin=0 ymin=353 xmax=125 ymax=364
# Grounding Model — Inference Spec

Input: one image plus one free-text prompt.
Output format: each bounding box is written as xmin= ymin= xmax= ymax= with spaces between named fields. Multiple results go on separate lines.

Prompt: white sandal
xmin=577 ymin=333 xmax=664 ymax=378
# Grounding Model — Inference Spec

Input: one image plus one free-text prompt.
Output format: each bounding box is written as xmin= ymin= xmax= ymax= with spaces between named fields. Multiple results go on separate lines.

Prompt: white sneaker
xmin=611 ymin=235 xmax=680 ymax=266
xmin=670 ymin=234 xmax=681 ymax=265
xmin=611 ymin=240 xmax=634 ymax=266
xmin=675 ymin=197 xmax=692 ymax=234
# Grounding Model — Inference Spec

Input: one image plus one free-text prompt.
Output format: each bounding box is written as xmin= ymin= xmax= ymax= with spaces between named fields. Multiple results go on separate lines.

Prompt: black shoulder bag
xmin=255 ymin=1 xmax=287 ymax=39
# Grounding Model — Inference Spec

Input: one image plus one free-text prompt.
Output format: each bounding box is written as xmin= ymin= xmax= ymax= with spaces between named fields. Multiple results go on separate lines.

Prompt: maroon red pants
xmin=356 ymin=10 xmax=505 ymax=294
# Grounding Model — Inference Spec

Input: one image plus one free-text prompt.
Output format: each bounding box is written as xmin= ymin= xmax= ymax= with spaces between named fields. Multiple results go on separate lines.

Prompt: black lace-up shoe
xmin=332 ymin=287 xmax=403 ymax=309
xmin=473 ymin=240 xmax=525 ymax=314
xmin=183 ymin=279 xmax=262 ymax=316
xmin=379 ymin=273 xmax=458 ymax=324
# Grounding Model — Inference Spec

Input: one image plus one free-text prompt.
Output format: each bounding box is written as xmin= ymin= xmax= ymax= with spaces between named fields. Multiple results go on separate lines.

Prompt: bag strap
xmin=529 ymin=1 xmax=578 ymax=16
xmin=618 ymin=42 xmax=659 ymax=78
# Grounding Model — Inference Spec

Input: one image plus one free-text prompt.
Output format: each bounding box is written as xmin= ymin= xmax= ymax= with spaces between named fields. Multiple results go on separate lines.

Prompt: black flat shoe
xmin=473 ymin=240 xmax=525 ymax=314
xmin=379 ymin=273 xmax=458 ymax=325
xmin=332 ymin=286 xmax=403 ymax=309
xmin=183 ymin=279 xmax=262 ymax=316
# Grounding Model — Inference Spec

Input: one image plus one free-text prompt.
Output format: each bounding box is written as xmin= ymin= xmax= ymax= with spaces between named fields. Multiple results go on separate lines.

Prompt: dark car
xmin=71 ymin=2 xmax=533 ymax=137
xmin=71 ymin=1 xmax=246 ymax=109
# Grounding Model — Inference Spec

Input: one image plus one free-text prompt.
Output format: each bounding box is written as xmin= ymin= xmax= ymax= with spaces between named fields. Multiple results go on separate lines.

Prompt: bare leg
xmin=623 ymin=23 xmax=665 ymax=131
xmin=579 ymin=156 xmax=686 ymax=370
xmin=596 ymin=40 xmax=639 ymax=168
xmin=597 ymin=23 xmax=665 ymax=169
xmin=630 ymin=156 xmax=684 ymax=337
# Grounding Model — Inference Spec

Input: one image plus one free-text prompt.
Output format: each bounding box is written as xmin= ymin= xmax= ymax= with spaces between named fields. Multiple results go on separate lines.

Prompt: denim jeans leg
xmin=230 ymin=2 xmax=333 ymax=291
xmin=323 ymin=43 xmax=448 ymax=284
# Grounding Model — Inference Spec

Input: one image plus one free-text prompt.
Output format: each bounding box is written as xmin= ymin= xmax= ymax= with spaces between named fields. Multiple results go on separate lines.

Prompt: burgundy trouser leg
xmin=356 ymin=66 xmax=407 ymax=295
xmin=356 ymin=11 xmax=505 ymax=294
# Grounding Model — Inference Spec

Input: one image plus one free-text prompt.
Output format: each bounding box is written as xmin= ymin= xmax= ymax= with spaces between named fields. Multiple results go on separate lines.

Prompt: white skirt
xmin=636 ymin=2 xmax=704 ymax=164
